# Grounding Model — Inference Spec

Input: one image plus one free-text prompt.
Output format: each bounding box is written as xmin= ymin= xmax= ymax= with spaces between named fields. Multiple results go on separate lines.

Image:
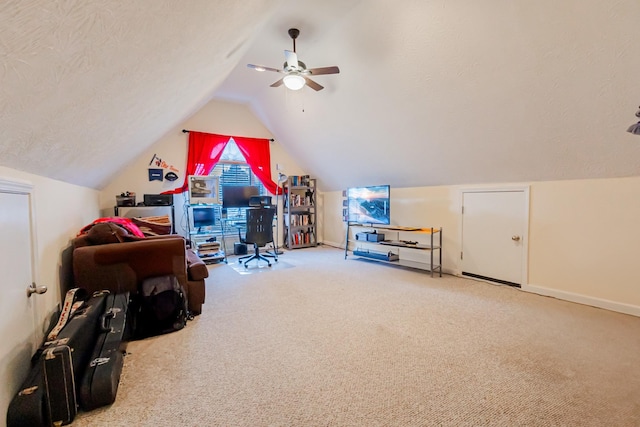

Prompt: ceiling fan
xmin=247 ymin=28 xmax=340 ymax=91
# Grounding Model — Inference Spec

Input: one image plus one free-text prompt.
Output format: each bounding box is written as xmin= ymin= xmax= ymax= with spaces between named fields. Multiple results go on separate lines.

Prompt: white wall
xmin=100 ymin=99 xmax=305 ymax=239
xmin=0 ymin=167 xmax=100 ymax=325
xmin=322 ymin=176 xmax=640 ymax=316
xmin=526 ymin=177 xmax=640 ymax=313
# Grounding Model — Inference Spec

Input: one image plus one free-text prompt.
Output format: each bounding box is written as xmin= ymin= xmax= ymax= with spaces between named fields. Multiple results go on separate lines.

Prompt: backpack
xmin=132 ymin=275 xmax=189 ymax=338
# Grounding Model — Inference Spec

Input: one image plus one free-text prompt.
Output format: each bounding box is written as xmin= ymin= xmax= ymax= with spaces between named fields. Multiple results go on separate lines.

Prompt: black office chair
xmin=239 ymin=207 xmax=277 ymax=268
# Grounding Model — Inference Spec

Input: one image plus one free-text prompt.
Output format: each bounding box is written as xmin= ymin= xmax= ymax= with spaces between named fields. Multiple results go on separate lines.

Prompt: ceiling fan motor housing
xmin=288 ymin=28 xmax=300 ymax=40
xmin=246 ymin=27 xmax=339 ymax=91
xmin=284 ymin=60 xmax=306 ymax=72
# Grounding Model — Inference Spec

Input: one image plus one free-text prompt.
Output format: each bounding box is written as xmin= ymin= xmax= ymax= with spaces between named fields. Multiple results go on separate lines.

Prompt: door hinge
xmin=461 ymin=251 xmax=463 ymax=260
xmin=461 ymin=206 xmax=464 ymax=214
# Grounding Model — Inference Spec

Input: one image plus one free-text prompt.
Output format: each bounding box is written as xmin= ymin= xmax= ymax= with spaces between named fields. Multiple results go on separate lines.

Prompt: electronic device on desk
xmin=144 ymin=194 xmax=173 ymax=206
xmin=190 ymin=206 xmax=216 ymax=233
xmin=355 ymin=231 xmax=385 ymax=242
xmin=249 ymin=195 xmax=273 ymax=207
xmin=347 ymin=185 xmax=390 ymax=225
xmin=189 ymin=175 xmax=220 ymax=204
xmin=222 ymin=185 xmax=260 ymax=208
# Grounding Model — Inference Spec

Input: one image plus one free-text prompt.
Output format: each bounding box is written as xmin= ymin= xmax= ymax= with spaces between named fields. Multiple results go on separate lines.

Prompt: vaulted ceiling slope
xmin=0 ymin=0 xmax=284 ymax=189
xmin=1 ymin=1 xmax=639 ymax=192
xmin=216 ymin=0 xmax=640 ymax=191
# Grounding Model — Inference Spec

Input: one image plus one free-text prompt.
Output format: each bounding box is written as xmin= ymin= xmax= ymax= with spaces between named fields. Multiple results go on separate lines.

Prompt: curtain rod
xmin=182 ymin=129 xmax=274 ymax=142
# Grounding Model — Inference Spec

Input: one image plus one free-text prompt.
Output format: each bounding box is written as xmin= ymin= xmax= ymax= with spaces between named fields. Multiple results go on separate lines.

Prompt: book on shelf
xmin=289 ymin=175 xmax=311 ymax=187
xmin=284 ymin=213 xmax=312 ymax=227
xmin=288 ymin=194 xmax=314 ymax=208
xmin=291 ymin=228 xmax=314 ymax=246
xmin=198 ymin=248 xmax=220 ymax=256
xmin=197 ymin=241 xmax=220 ymax=250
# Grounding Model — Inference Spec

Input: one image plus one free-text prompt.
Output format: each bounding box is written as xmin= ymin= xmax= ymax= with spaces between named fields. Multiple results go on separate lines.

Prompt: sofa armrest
xmin=186 ymin=249 xmax=208 ymax=281
xmin=73 ymin=237 xmax=188 ymax=295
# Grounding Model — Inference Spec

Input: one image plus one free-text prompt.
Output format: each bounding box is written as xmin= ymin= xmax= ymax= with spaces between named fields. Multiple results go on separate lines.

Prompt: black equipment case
xmin=6 ymin=356 xmax=47 ymax=427
xmin=43 ymin=345 xmax=76 ymax=426
xmin=7 ymin=291 xmax=107 ymax=427
xmin=78 ymin=292 xmax=129 ymax=410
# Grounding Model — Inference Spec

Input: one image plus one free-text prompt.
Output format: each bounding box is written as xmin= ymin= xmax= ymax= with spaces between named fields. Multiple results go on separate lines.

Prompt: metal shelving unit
xmin=345 ymin=224 xmax=442 ymax=277
xmin=283 ymin=176 xmax=317 ymax=249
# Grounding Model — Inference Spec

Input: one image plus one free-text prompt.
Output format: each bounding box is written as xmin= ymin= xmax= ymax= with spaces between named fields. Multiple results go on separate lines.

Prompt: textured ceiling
xmin=1 ymin=0 xmax=639 ymax=191
xmin=0 ymin=0 xmax=283 ymax=188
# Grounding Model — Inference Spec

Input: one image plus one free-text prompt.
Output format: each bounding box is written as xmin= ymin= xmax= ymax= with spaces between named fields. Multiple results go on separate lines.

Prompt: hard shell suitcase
xmin=78 ymin=292 xmax=129 ymax=410
xmin=43 ymin=345 xmax=76 ymax=426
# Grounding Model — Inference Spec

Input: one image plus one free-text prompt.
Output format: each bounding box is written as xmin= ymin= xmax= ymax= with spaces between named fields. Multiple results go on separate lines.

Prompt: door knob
xmin=27 ymin=282 xmax=47 ymax=297
xmin=511 ymin=235 xmax=521 ymax=242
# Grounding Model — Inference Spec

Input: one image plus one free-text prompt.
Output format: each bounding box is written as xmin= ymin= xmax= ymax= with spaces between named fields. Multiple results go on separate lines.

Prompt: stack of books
xmin=196 ymin=241 xmax=224 ymax=263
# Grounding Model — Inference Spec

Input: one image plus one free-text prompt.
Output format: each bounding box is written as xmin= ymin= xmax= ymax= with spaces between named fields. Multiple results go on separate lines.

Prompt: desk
xmin=220 ymin=218 xmax=247 ymax=258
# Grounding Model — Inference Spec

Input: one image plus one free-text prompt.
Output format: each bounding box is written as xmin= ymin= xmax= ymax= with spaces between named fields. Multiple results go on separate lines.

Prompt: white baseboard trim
xmin=524 ymin=284 xmax=640 ymax=317
xmin=321 ymin=240 xmax=344 ymax=249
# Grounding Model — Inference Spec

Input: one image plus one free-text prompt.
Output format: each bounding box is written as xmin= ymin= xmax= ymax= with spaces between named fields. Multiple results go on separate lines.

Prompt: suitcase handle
xmin=100 ymin=308 xmax=121 ymax=333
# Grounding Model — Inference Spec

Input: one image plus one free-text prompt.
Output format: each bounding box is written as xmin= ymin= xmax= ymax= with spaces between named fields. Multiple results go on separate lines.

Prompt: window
xmin=205 ymin=140 xmax=266 ymax=238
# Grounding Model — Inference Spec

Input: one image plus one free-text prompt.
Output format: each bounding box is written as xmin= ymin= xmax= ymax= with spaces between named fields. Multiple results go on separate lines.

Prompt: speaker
xmin=234 ymin=242 xmax=247 ymax=255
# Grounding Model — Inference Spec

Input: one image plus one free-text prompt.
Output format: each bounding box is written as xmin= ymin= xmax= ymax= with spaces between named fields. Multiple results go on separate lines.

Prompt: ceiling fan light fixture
xmin=283 ymin=73 xmax=305 ymax=90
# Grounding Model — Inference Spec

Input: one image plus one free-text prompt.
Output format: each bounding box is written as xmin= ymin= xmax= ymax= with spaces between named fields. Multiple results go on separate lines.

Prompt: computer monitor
xmin=191 ymin=206 xmax=216 ymax=232
xmin=222 ymin=185 xmax=260 ymax=208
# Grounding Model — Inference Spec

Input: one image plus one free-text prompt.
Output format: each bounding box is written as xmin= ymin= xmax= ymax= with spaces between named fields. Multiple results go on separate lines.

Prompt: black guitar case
xmin=78 ymin=292 xmax=129 ymax=411
xmin=6 ymin=290 xmax=107 ymax=427
xmin=6 ymin=355 xmax=47 ymax=427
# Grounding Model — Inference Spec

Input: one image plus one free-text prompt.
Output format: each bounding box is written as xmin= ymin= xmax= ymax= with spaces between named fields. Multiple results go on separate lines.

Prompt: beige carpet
xmin=72 ymin=246 xmax=640 ymax=426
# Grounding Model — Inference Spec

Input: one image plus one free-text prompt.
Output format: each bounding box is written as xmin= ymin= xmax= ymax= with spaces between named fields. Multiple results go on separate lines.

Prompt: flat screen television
xmin=191 ymin=206 xmax=216 ymax=231
xmin=222 ymin=185 xmax=260 ymax=208
xmin=347 ymin=185 xmax=391 ymax=225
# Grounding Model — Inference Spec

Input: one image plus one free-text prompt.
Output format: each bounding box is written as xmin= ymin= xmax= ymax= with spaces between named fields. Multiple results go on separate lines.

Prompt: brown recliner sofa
xmin=72 ymin=222 xmax=208 ymax=315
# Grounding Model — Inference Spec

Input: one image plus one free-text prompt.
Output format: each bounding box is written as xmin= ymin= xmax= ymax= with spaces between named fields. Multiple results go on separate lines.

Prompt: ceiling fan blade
xmin=304 ymin=77 xmax=324 ymax=91
xmin=284 ymin=50 xmax=298 ymax=70
xmin=307 ymin=66 xmax=340 ymax=76
xmin=247 ymin=64 xmax=281 ymax=73
xmin=270 ymin=78 xmax=284 ymax=88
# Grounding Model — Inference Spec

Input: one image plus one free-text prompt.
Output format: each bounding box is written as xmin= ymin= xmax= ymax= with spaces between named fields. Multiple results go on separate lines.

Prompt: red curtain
xmin=163 ymin=131 xmax=280 ymax=195
xmin=234 ymin=136 xmax=280 ymax=195
xmin=162 ymin=132 xmax=230 ymax=195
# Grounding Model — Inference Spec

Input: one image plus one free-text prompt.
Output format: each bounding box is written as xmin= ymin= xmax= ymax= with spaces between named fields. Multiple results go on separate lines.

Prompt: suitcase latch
xmin=90 ymin=357 xmax=110 ymax=367
xmin=19 ymin=386 xmax=38 ymax=396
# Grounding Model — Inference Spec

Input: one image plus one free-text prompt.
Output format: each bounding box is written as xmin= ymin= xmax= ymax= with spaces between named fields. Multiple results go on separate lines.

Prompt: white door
xmin=461 ymin=188 xmax=529 ymax=286
xmin=0 ymin=179 xmax=44 ymax=425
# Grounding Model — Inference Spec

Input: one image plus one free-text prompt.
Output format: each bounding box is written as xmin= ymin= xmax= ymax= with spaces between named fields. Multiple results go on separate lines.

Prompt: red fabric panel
xmin=234 ymin=136 xmax=280 ymax=195
xmin=163 ymin=131 xmax=281 ymax=196
xmin=162 ymin=132 xmax=230 ymax=195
